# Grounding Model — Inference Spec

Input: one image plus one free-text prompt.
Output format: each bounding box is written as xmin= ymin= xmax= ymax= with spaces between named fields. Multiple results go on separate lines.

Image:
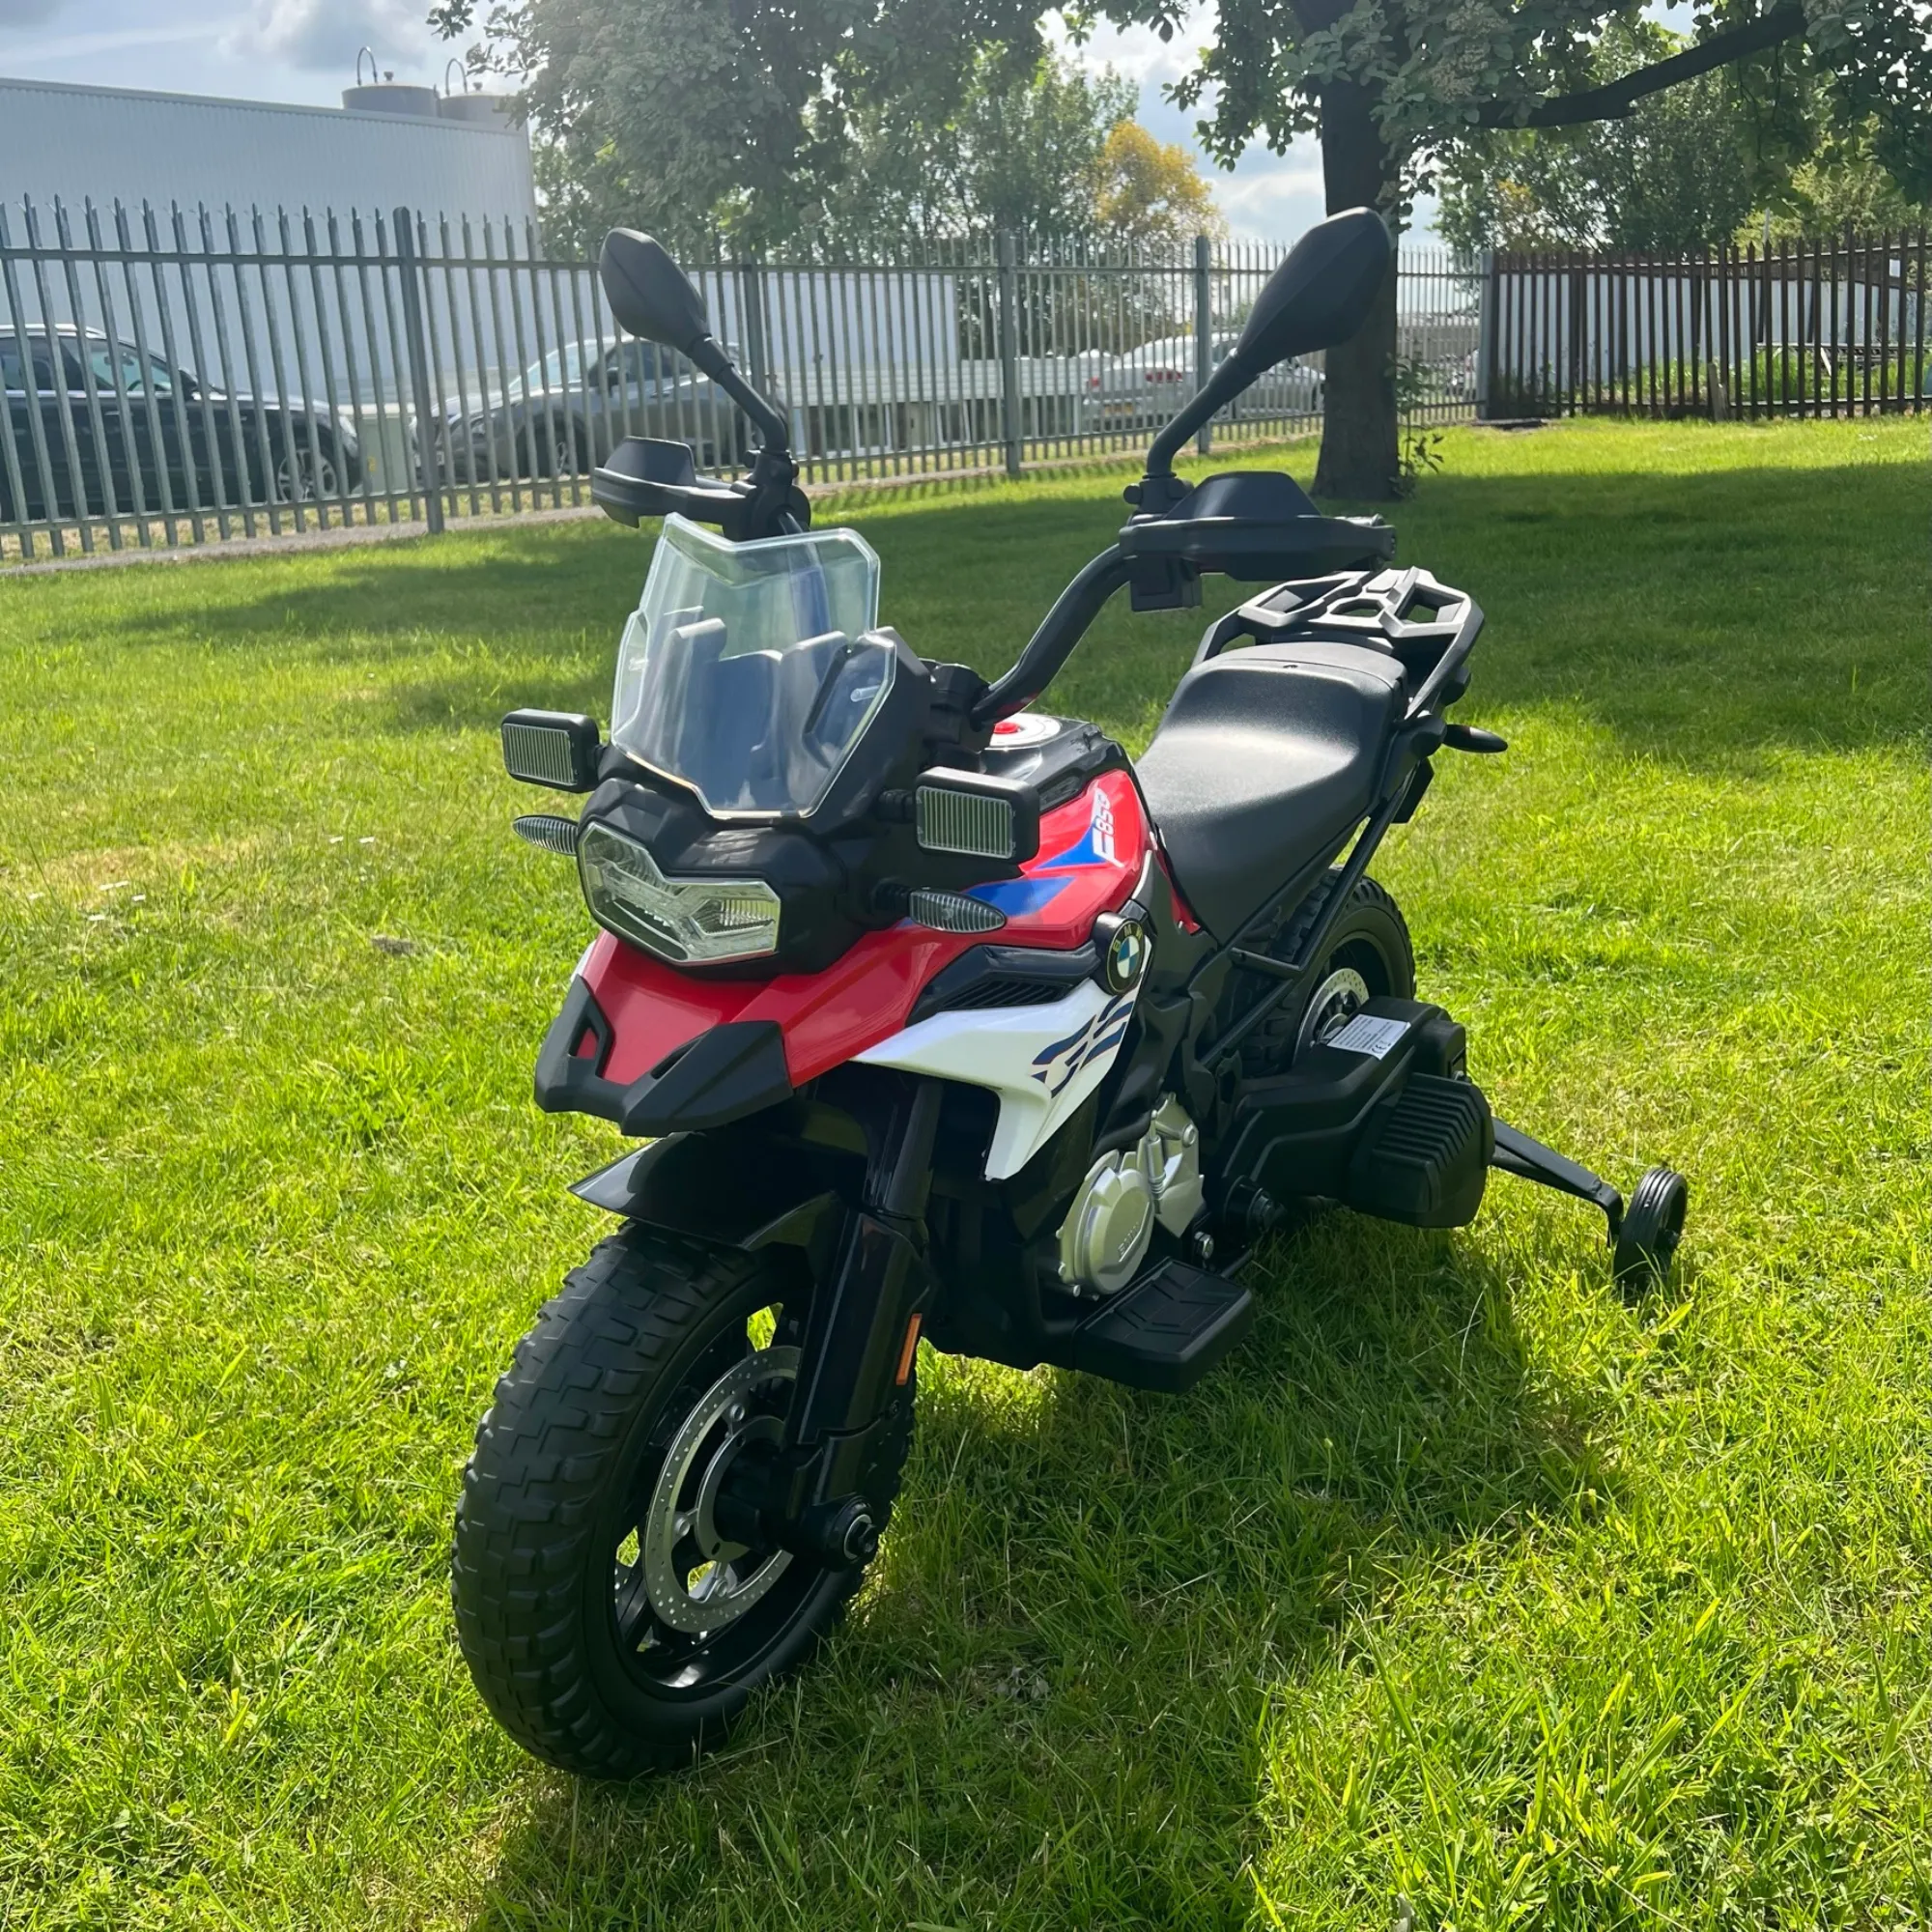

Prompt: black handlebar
xmin=970 ymin=491 xmax=1398 ymax=726
xmin=972 ymin=547 xmax=1132 ymax=727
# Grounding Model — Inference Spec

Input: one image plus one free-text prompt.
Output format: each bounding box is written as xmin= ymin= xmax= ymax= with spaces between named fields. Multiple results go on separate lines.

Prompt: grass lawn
xmin=1 ymin=415 xmax=1926 ymax=1930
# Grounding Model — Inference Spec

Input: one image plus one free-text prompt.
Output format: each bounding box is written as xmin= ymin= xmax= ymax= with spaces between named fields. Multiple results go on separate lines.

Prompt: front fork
xmin=726 ymin=1078 xmax=944 ymax=1568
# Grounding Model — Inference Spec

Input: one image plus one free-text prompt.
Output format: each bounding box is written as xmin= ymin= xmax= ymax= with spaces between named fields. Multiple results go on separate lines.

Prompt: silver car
xmin=431 ymin=337 xmax=752 ymax=484
xmin=1080 ymin=331 xmax=1323 ymax=432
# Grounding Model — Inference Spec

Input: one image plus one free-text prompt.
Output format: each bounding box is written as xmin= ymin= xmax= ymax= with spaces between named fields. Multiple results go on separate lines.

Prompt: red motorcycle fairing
xmin=579 ymin=767 xmax=1153 ymax=1091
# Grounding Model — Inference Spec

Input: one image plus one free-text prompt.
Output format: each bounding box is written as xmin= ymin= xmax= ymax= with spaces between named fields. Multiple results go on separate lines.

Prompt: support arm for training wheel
xmin=1491 ymin=1120 xmax=1624 ymax=1243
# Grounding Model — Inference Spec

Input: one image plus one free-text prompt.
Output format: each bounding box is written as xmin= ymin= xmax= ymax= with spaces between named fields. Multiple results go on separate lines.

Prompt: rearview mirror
xmin=596 ymin=227 xmax=794 ymax=465
xmin=598 ymin=230 xmax=710 ymax=355
xmin=1235 ymin=208 xmax=1391 ymax=371
xmin=1134 ymin=207 xmax=1392 ymax=495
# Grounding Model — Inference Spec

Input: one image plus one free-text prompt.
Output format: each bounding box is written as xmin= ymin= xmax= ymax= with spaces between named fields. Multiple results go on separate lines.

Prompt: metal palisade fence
xmin=1 ymin=195 xmax=1481 ymax=564
xmin=1481 ymin=231 xmax=1930 ymax=419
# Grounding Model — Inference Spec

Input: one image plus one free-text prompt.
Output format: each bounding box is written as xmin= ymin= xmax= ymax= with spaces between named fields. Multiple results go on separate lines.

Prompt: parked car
xmin=1080 ymin=331 xmax=1323 ymax=431
xmin=431 ymin=336 xmax=753 ymax=484
xmin=0 ymin=325 xmax=360 ymax=522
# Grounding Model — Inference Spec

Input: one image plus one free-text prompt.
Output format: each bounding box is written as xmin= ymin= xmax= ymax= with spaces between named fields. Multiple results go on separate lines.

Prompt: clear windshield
xmin=610 ymin=514 xmax=889 ymax=818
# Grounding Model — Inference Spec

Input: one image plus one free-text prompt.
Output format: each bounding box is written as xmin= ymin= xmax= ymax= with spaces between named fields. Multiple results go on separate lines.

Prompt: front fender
xmin=569 ymin=1131 xmax=844 ymax=1271
xmin=535 ymin=976 xmax=793 ymax=1134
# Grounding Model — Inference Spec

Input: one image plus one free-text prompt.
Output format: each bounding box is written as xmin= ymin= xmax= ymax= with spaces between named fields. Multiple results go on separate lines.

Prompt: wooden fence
xmin=1481 ymin=231 xmax=1930 ymax=420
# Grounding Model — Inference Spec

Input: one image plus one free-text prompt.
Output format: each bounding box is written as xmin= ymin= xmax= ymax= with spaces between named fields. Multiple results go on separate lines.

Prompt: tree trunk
xmin=1313 ymin=82 xmax=1401 ymax=501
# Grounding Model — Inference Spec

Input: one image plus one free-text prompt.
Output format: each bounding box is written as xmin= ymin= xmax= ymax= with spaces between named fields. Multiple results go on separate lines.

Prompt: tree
xmin=433 ymin=7 xmax=1156 ymax=254
xmin=440 ymin=0 xmax=1926 ymax=495
xmin=1435 ymin=26 xmax=1929 ymax=256
xmin=1435 ymin=24 xmax=1760 ymax=255
xmin=430 ymin=1 xmax=1071 ymax=253
xmin=1756 ymin=118 xmax=1932 ymax=238
xmin=1075 ymin=0 xmax=1928 ymax=497
xmin=1093 ymin=120 xmax=1227 ymax=249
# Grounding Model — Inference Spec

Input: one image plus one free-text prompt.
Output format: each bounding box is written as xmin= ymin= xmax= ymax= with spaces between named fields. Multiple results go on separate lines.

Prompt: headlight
xmin=577 ymin=821 xmax=781 ymax=965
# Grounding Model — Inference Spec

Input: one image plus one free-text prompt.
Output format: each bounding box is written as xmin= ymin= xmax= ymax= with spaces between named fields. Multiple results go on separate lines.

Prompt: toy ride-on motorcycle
xmin=452 ymin=212 xmax=1689 ymax=1776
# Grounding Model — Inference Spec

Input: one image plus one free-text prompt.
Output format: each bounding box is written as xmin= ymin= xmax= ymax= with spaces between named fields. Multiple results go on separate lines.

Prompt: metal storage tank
xmin=437 ymin=92 xmax=518 ymax=128
xmin=340 ymin=82 xmax=440 ymax=118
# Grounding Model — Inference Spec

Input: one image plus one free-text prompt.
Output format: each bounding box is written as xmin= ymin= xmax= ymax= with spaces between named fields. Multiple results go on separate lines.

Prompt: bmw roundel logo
xmin=1101 ymin=917 xmax=1150 ymax=993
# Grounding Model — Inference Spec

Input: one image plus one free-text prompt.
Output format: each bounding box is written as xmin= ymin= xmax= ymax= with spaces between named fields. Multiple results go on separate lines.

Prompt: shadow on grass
xmin=466 ymin=1212 xmax=1617 ymax=1927
xmin=95 ymin=454 xmax=1925 ymax=761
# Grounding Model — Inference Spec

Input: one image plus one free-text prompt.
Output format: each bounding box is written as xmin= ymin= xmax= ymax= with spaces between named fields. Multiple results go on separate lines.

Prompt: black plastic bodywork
xmin=1117 ymin=471 xmax=1395 ymax=613
xmin=572 ymin=634 xmax=1054 ymax=978
xmin=535 ymin=979 xmax=795 ymax=1134
xmin=591 ymin=434 xmax=810 ymax=541
xmin=572 ymin=1131 xmax=844 ymax=1268
xmin=1048 ymin=1261 xmax=1254 ymax=1393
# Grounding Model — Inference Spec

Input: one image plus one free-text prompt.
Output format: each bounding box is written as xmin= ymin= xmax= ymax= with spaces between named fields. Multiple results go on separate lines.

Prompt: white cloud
xmin=1053 ymin=14 xmax=1195 ymax=91
xmin=9 ymin=21 xmax=221 ymax=62
xmin=1217 ymin=170 xmax=1326 ymax=242
xmin=223 ymin=0 xmax=434 ymax=77
xmin=1220 ymin=163 xmax=1324 ymax=212
xmin=0 ymin=0 xmax=65 ymax=21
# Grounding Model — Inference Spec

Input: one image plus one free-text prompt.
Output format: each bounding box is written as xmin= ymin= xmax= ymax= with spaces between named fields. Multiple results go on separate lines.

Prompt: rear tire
xmin=1239 ymin=872 xmax=1415 ymax=1077
xmin=451 ymin=1225 xmax=914 ymax=1777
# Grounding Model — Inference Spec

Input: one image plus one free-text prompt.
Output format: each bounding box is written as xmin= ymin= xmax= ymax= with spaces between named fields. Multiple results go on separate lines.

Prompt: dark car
xmin=1 ymin=325 xmax=361 ymax=523
xmin=432 ymin=335 xmax=753 ymax=484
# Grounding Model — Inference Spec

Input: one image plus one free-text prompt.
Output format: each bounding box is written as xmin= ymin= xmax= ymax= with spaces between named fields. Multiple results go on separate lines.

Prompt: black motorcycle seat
xmin=1135 ymin=640 xmax=1408 ymax=941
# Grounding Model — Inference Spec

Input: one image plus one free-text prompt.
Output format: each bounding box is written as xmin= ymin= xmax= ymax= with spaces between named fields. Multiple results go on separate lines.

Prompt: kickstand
xmin=1491 ymin=1120 xmax=1625 ymax=1244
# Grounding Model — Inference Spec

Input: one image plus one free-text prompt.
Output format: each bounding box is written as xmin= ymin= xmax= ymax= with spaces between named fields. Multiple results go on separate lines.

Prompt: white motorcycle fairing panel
xmin=855 ymin=979 xmax=1141 ymax=1180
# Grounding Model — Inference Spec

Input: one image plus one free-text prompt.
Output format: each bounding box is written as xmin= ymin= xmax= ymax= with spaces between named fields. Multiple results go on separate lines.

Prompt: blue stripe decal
xmin=969 ymin=876 xmax=1069 ymax=917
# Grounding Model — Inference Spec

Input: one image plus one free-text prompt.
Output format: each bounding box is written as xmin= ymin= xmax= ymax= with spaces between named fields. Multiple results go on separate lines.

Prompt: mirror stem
xmin=1141 ymin=355 xmax=1249 ymax=493
xmin=687 ymin=333 xmax=790 ymax=453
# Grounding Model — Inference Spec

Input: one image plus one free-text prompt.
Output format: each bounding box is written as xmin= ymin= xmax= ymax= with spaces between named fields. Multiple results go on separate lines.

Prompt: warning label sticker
xmin=1326 ymin=1013 xmax=1410 ymax=1060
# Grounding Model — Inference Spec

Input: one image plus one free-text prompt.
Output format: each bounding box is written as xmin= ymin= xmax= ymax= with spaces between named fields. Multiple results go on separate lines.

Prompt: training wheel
xmin=1612 ymin=1165 xmax=1688 ymax=1292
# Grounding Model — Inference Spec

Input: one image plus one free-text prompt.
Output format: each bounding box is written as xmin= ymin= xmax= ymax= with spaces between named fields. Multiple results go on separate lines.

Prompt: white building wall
xmin=0 ymin=73 xmax=542 ymax=434
xmin=0 ymin=75 xmax=536 ymax=232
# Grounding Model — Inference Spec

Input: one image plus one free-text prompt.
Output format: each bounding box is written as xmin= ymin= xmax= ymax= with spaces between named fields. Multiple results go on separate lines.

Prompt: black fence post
xmin=1194 ymin=233 xmax=1213 ymax=456
xmin=996 ymin=229 xmax=1022 ymax=479
xmin=1475 ymin=249 xmax=1497 ymax=419
xmin=738 ymin=254 xmax=771 ymax=398
xmin=393 ymin=205 xmax=443 ymax=535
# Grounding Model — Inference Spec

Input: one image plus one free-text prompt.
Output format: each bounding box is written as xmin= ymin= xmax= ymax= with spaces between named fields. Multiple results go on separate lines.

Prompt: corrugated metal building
xmin=0 ymin=73 xmax=536 ymax=231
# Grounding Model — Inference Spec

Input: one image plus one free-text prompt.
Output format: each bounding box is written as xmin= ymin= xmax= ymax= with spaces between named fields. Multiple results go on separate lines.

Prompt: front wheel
xmin=270 ymin=438 xmax=343 ymax=504
xmin=451 ymin=1226 xmax=914 ymax=1777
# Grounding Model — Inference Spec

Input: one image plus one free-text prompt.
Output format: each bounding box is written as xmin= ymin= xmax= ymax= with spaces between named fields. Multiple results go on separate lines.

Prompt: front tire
xmin=451 ymin=1226 xmax=913 ymax=1777
xmin=270 ymin=438 xmax=342 ymax=504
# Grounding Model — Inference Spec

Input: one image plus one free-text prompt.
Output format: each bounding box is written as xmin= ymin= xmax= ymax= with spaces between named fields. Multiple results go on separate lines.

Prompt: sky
xmin=0 ymin=0 xmax=1401 ymax=245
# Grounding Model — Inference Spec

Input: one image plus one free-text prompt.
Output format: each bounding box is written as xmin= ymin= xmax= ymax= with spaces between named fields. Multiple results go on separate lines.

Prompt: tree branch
xmin=1472 ymin=2 xmax=1807 ymax=129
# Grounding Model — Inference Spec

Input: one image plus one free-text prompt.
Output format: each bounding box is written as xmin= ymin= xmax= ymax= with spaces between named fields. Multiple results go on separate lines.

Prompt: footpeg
xmin=1064 ymin=1260 xmax=1254 ymax=1394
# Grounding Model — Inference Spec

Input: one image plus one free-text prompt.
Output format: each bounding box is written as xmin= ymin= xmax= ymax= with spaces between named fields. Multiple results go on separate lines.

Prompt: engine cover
xmin=1058 ymin=1151 xmax=1155 ymax=1293
xmin=1057 ymin=1094 xmax=1205 ymax=1293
